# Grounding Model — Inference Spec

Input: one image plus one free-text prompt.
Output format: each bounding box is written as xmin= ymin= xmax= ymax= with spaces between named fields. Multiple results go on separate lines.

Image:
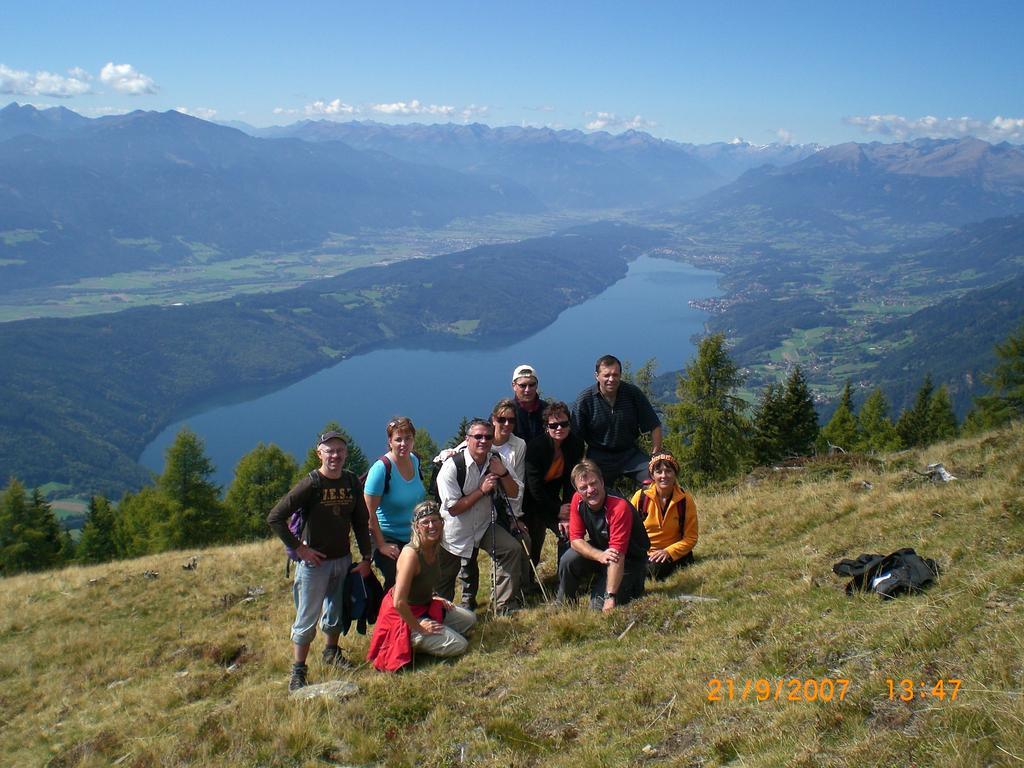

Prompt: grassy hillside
xmin=2 ymin=424 xmax=1021 ymax=767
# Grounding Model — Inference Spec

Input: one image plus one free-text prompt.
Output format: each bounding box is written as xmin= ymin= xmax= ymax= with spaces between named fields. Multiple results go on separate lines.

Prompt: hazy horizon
xmin=3 ymin=1 xmax=1022 ymax=146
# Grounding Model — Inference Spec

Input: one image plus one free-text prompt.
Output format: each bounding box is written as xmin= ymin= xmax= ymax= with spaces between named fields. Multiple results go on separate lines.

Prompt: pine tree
xmin=225 ymin=443 xmax=298 ymax=539
xmin=964 ymin=324 xmax=1024 ymax=433
xmin=0 ymin=478 xmax=31 ymax=575
xmin=300 ymin=421 xmax=369 ymax=477
xmin=29 ymin=488 xmax=66 ymax=571
xmin=897 ymin=374 xmax=935 ymax=448
xmin=750 ymin=383 xmax=785 ymax=465
xmin=446 ymin=417 xmax=472 ymax=449
xmin=928 ymin=385 xmax=959 ymax=442
xmin=77 ymin=495 xmax=118 ymax=563
xmin=157 ymin=428 xmax=225 ymax=548
xmin=413 ymin=427 xmax=440 ymax=464
xmin=0 ymin=480 xmax=65 ymax=574
xmin=114 ymin=487 xmax=175 ymax=557
xmin=857 ymin=388 xmax=902 ymax=453
xmin=820 ymin=381 xmax=859 ymax=453
xmin=623 ymin=357 xmax=658 ymax=400
xmin=778 ymin=366 xmax=819 ymax=457
xmin=664 ymin=334 xmax=749 ymax=487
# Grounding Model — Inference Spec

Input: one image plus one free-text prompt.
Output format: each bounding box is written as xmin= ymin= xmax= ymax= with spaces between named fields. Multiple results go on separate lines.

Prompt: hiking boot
xmin=288 ymin=662 xmax=308 ymax=691
xmin=321 ymin=645 xmax=352 ymax=668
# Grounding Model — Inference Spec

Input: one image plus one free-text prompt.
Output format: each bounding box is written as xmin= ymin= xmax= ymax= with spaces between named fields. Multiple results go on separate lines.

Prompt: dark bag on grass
xmin=832 ymin=547 xmax=939 ymax=598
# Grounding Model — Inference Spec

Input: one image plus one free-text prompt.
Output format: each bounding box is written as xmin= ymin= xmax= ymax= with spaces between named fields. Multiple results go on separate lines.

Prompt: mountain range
xmin=689 ymin=137 xmax=1024 ymax=237
xmin=5 ymin=103 xmax=1024 ymax=294
xmin=250 ymin=119 xmax=822 ymax=208
xmin=0 ymin=104 xmax=540 ymax=290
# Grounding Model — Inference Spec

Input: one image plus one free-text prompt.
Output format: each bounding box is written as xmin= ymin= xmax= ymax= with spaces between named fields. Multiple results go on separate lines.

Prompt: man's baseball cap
xmin=512 ymin=364 xmax=537 ymax=382
xmin=317 ymin=430 xmax=348 ymax=446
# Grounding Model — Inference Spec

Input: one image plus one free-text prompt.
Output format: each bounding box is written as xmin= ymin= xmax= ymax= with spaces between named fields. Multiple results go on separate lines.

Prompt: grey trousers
xmin=438 ymin=525 xmax=525 ymax=613
xmin=410 ymin=604 xmax=477 ymax=657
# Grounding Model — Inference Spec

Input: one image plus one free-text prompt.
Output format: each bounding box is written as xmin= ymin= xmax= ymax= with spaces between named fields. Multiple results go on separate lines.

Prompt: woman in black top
xmin=523 ymin=401 xmax=585 ymax=569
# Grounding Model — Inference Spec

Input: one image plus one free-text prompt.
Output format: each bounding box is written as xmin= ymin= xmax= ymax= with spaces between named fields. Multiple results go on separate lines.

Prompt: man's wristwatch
xmin=604 ymin=592 xmax=617 ymax=600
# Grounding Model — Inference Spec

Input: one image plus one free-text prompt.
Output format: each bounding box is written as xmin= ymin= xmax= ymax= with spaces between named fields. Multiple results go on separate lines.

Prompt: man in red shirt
xmin=556 ymin=459 xmax=649 ymax=612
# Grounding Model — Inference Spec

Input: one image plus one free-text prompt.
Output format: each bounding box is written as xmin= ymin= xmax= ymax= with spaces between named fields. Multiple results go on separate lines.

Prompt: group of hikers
xmin=267 ymin=355 xmax=699 ymax=688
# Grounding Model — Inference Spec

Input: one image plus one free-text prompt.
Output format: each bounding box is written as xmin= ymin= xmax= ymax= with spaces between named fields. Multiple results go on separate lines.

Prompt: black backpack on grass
xmin=832 ymin=548 xmax=939 ymax=598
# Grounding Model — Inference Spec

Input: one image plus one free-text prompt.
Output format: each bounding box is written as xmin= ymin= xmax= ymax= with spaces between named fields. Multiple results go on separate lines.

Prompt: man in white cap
xmin=510 ymin=364 xmax=549 ymax=444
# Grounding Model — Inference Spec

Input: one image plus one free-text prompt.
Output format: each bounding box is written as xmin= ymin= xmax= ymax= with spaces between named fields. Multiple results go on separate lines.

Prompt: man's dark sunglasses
xmin=468 ymin=433 xmax=494 ymax=441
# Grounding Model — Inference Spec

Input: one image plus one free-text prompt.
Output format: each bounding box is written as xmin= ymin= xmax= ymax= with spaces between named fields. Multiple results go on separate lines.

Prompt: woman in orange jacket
xmin=630 ymin=451 xmax=698 ymax=580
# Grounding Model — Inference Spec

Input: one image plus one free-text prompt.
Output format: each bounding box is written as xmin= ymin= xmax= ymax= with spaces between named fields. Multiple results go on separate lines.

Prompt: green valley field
xmin=2 ymin=424 xmax=1021 ymax=767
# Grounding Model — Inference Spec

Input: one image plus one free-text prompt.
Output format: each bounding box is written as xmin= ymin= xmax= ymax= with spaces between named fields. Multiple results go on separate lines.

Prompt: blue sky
xmin=2 ymin=1 xmax=1022 ymax=145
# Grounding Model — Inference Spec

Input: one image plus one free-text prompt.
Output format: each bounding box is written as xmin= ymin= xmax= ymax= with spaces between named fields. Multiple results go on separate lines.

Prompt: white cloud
xmin=370 ymin=99 xmax=456 ymax=116
xmin=79 ymin=105 xmax=130 ymax=117
xmin=584 ymin=111 xmax=655 ymax=132
xmin=304 ymin=98 xmax=356 ymax=116
xmin=175 ymin=106 xmax=217 ymax=120
xmin=775 ymin=128 xmax=794 ymax=144
xmin=0 ymin=63 xmax=92 ymax=98
xmin=524 ymin=104 xmax=556 ymax=113
xmin=100 ymin=62 xmax=157 ymax=95
xmin=460 ymin=104 xmax=489 ymax=122
xmin=844 ymin=114 xmax=1024 ymax=143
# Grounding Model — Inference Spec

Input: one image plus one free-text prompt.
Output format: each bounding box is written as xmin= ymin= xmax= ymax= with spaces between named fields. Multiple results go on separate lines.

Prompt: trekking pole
xmin=520 ymin=536 xmax=549 ymax=603
xmin=495 ymin=482 xmax=549 ymax=604
xmin=489 ymin=491 xmax=498 ymax=617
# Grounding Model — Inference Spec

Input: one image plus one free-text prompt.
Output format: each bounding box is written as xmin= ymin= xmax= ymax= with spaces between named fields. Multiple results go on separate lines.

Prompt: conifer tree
xmin=413 ymin=427 xmax=440 ymax=466
xmin=857 ymin=388 xmax=902 ymax=453
xmin=897 ymin=374 xmax=935 ymax=448
xmin=0 ymin=480 xmax=65 ymax=574
xmin=157 ymin=428 xmax=225 ymax=548
xmin=820 ymin=381 xmax=859 ymax=452
xmin=446 ymin=417 xmax=472 ymax=449
xmin=623 ymin=357 xmax=658 ymax=400
xmin=0 ymin=478 xmax=31 ymax=574
xmin=964 ymin=324 xmax=1024 ymax=433
xmin=928 ymin=385 xmax=959 ymax=442
xmin=300 ymin=421 xmax=369 ymax=477
xmin=30 ymin=488 xmax=67 ymax=570
xmin=750 ymin=383 xmax=785 ymax=465
xmin=778 ymin=366 xmax=819 ymax=457
xmin=77 ymin=495 xmax=118 ymax=563
xmin=114 ymin=487 xmax=176 ymax=557
xmin=664 ymin=334 xmax=749 ymax=487
xmin=225 ymin=443 xmax=298 ymax=539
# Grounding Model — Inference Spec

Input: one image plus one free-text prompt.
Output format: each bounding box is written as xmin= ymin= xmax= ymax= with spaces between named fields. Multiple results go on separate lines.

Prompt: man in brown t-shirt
xmin=268 ymin=430 xmax=372 ymax=691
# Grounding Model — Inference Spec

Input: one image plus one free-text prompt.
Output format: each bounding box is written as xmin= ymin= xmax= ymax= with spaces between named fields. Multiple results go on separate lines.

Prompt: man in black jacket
xmin=268 ymin=430 xmax=373 ymax=691
xmin=570 ymin=354 xmax=662 ymax=485
xmin=511 ymin=364 xmax=549 ymax=444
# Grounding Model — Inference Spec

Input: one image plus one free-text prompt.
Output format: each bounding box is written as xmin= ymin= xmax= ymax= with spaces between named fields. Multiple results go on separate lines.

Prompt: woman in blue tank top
xmin=363 ymin=416 xmax=426 ymax=591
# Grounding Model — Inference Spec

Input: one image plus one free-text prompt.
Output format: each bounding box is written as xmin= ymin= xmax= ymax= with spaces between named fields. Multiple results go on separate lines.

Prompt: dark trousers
xmin=372 ymin=537 xmax=407 ymax=593
xmin=556 ymin=549 xmax=645 ymax=609
xmin=647 ymin=551 xmax=694 ymax=581
xmin=524 ymin=511 xmax=547 ymax=566
xmin=458 ymin=548 xmax=479 ymax=609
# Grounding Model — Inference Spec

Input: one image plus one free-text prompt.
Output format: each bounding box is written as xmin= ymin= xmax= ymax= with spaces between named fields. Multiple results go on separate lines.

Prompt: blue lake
xmin=140 ymin=255 xmax=722 ymax=487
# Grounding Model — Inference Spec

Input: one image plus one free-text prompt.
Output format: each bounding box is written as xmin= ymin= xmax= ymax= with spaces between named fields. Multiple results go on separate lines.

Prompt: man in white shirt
xmin=436 ymin=418 xmax=526 ymax=614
